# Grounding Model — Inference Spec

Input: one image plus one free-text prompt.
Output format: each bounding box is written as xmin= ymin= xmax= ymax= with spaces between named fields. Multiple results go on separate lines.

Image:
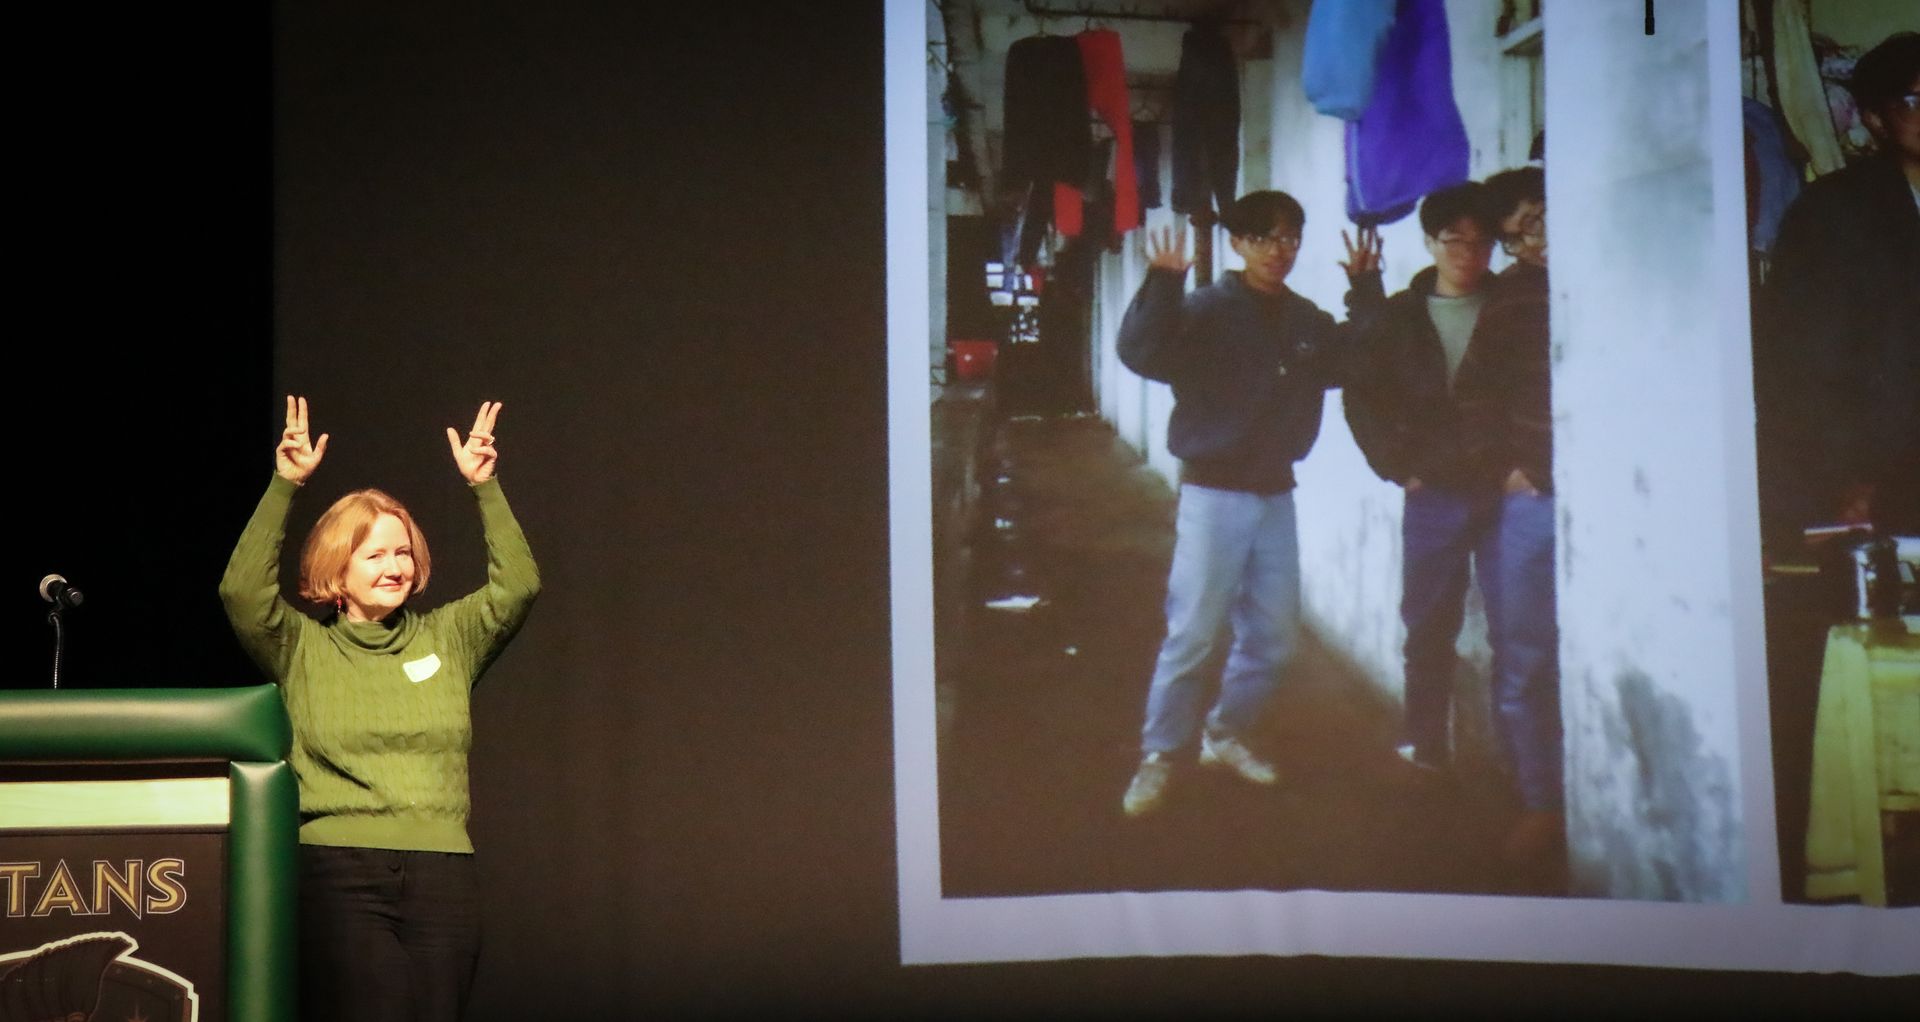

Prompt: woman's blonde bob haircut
xmin=298 ymin=488 xmax=432 ymax=605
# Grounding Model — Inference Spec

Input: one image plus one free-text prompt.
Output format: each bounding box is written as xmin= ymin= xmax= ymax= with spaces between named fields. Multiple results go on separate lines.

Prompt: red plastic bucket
xmin=949 ymin=339 xmax=999 ymax=381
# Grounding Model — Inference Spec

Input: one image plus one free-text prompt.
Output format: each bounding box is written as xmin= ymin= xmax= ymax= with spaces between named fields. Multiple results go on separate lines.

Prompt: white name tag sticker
xmin=403 ymin=653 xmax=442 ymax=684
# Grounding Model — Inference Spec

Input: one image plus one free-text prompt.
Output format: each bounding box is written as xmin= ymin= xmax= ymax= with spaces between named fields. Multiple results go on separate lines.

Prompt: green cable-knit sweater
xmin=219 ymin=474 xmax=540 ymax=853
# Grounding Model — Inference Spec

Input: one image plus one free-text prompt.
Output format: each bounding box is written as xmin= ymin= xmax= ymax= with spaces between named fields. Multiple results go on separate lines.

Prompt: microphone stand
xmin=48 ymin=602 xmax=66 ymax=689
xmin=41 ymin=575 xmax=81 ymax=689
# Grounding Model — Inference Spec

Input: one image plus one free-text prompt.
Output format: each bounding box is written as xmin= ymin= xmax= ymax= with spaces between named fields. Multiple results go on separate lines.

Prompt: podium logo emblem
xmin=0 ymin=932 xmax=199 ymax=1022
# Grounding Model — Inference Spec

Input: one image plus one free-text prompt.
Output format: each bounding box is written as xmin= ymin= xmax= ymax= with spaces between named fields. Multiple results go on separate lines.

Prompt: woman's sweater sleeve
xmin=218 ymin=474 xmax=306 ymax=681
xmin=446 ymin=478 xmax=542 ymax=680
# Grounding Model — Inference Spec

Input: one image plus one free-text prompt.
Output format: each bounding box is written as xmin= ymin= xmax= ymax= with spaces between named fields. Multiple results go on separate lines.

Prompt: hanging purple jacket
xmin=1344 ymin=0 xmax=1469 ymax=226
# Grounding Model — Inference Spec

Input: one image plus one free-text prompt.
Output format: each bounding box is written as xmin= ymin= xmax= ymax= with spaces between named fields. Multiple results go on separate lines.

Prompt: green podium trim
xmin=229 ymin=759 xmax=297 ymax=1022
xmin=0 ymin=685 xmax=298 ymax=1022
xmin=0 ymin=685 xmax=291 ymax=762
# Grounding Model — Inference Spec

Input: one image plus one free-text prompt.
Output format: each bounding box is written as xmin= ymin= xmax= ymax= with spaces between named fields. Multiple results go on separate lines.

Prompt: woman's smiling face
xmin=341 ymin=513 xmax=416 ymax=622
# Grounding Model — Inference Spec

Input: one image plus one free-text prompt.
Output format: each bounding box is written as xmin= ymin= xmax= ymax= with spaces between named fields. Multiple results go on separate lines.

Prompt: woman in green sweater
xmin=220 ymin=395 xmax=540 ymax=1021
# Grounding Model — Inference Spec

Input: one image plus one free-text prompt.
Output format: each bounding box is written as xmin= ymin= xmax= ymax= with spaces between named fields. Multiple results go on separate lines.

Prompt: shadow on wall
xmin=1574 ymin=669 xmax=1743 ymax=901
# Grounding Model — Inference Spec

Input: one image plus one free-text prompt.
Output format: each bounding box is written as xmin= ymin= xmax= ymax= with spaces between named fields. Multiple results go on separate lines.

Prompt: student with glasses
xmin=1117 ymin=190 xmax=1381 ymax=816
xmin=1757 ymin=31 xmax=1920 ymax=546
xmin=1342 ymin=182 xmax=1499 ymax=771
xmin=1343 ymin=175 xmax=1565 ymax=883
xmin=1456 ymin=167 xmax=1563 ymax=876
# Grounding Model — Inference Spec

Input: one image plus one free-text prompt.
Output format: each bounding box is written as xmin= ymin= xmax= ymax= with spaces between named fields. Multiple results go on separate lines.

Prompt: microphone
xmin=39 ymin=574 xmax=84 ymax=609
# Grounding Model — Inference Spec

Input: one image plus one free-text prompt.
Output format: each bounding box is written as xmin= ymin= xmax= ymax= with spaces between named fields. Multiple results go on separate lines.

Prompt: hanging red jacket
xmin=1056 ymin=28 xmax=1141 ymax=241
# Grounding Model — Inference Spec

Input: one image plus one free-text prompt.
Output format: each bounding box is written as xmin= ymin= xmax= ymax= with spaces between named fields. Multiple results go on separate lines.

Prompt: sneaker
xmin=1199 ymin=731 xmax=1278 ymax=786
xmin=1122 ymin=753 xmax=1174 ymax=817
xmin=1395 ymin=743 xmax=1446 ymax=773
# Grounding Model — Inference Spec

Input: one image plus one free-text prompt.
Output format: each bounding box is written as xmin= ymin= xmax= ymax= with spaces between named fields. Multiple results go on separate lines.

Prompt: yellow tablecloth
xmin=1803 ymin=617 xmax=1920 ymax=905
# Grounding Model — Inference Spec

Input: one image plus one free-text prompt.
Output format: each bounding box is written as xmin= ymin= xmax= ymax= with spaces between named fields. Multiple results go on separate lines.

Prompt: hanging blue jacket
xmin=1743 ymin=97 xmax=1803 ymax=254
xmin=1302 ymin=0 xmax=1398 ymax=120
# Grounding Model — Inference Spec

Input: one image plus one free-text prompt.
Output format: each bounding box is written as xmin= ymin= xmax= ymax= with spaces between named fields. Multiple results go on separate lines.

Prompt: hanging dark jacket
xmin=1170 ymin=25 xmax=1238 ymax=217
xmin=1001 ymin=34 xmax=1090 ymax=199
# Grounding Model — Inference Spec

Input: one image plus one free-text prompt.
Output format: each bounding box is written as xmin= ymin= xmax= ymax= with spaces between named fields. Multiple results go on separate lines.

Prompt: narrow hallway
xmin=936 ymin=412 xmax=1571 ymax=899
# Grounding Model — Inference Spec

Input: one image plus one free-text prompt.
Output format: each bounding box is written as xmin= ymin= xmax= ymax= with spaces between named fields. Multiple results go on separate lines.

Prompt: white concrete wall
xmin=1549 ymin=0 xmax=1749 ymax=902
xmin=1094 ymin=124 xmax=1181 ymax=485
xmin=1240 ymin=55 xmax=1275 ymax=196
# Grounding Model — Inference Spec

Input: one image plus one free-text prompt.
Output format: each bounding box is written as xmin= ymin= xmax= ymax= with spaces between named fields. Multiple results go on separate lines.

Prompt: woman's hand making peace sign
xmin=276 ymin=395 xmax=329 ymax=485
xmin=447 ymin=401 xmax=503 ymax=485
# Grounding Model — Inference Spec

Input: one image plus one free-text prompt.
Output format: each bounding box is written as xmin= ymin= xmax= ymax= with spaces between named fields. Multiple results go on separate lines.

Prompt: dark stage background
xmin=6 ymin=1 xmax=1899 ymax=1015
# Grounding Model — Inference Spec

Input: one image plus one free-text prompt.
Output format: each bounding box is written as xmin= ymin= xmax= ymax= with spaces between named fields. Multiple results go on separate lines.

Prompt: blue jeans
xmin=1487 ymin=490 xmax=1561 ymax=811
xmin=1401 ymin=486 xmax=1562 ymax=810
xmin=1141 ymin=485 xmax=1300 ymax=753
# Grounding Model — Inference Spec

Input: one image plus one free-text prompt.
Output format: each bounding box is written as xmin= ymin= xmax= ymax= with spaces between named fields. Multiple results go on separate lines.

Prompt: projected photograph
xmin=891 ymin=0 xmax=1920 ymax=975
xmin=908 ymin=0 xmax=1783 ymax=911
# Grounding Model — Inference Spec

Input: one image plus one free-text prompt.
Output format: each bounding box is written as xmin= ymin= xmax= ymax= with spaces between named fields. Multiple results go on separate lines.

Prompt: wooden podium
xmin=0 ymin=685 xmax=296 ymax=1022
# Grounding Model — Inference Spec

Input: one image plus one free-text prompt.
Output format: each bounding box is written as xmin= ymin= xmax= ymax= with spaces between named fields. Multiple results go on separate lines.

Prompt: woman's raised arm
xmin=221 ymin=395 xmax=324 ymax=679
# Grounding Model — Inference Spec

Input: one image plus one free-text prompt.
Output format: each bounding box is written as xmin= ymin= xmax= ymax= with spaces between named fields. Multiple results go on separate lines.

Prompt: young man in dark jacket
xmin=1343 ymin=181 xmax=1501 ymax=772
xmin=1345 ymin=174 xmax=1562 ymax=868
xmin=1457 ymin=168 xmax=1560 ymax=866
xmin=1118 ymin=190 xmax=1380 ymax=816
xmin=1756 ymin=31 xmax=1919 ymax=543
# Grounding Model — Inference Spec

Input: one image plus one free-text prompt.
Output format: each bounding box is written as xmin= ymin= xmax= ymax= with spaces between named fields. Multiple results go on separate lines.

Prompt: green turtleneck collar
xmin=329 ymin=607 xmax=421 ymax=654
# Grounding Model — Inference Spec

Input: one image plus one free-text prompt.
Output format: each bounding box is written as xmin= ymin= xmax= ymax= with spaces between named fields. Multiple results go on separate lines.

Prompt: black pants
xmin=299 ymin=845 xmax=480 ymax=1022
